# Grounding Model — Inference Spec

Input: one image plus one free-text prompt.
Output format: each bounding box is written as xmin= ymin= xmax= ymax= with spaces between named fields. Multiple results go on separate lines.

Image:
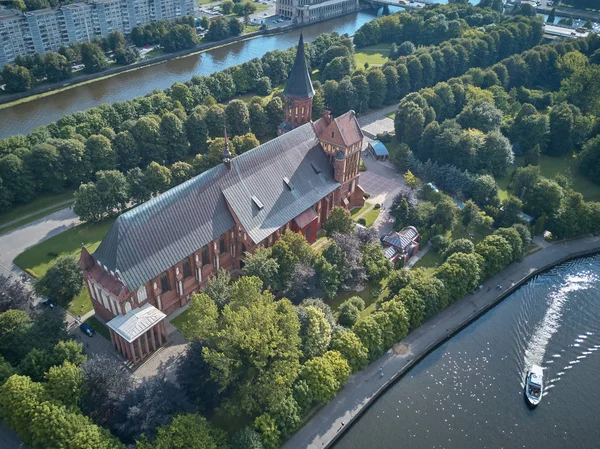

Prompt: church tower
xmin=278 ymin=33 xmax=315 ymax=135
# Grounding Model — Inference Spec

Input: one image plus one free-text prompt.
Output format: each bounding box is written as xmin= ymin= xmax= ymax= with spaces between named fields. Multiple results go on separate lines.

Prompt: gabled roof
xmin=318 ymin=110 xmax=363 ymax=147
xmin=92 ymin=123 xmax=338 ymax=290
xmin=107 ymin=303 xmax=166 ymax=343
xmin=283 ymin=33 xmax=315 ymax=100
xmin=382 ymin=226 xmax=419 ymax=250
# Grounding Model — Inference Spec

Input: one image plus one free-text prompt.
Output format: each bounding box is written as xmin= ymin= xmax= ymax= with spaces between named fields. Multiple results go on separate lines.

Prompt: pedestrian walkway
xmin=283 ymin=235 xmax=600 ymax=449
xmin=0 ymin=199 xmax=74 ymax=233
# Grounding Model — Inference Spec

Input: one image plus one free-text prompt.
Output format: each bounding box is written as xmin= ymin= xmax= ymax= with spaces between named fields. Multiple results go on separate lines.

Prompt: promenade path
xmin=0 ymin=206 xmax=79 ymax=279
xmin=283 ymin=234 xmax=600 ymax=449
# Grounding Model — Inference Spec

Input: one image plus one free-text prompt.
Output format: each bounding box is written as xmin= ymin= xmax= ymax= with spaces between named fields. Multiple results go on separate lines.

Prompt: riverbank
xmin=0 ymin=28 xmax=278 ymax=110
xmin=0 ymin=7 xmax=373 ymax=111
xmin=283 ymin=234 xmax=600 ymax=449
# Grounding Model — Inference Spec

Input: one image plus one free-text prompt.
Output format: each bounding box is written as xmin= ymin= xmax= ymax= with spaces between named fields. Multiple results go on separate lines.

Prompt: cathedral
xmin=79 ymin=34 xmax=365 ymax=365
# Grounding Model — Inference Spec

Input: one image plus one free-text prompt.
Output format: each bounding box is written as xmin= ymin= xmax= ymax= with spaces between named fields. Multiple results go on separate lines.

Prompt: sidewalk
xmin=0 ymin=199 xmax=74 ymax=233
xmin=283 ymin=234 xmax=600 ymax=449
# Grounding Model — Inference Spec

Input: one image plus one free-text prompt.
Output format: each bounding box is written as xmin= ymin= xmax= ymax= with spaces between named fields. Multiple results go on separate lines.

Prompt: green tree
xmin=43 ymin=52 xmax=71 ymax=82
xmin=299 ymin=306 xmax=332 ymax=360
xmin=185 ymin=109 xmax=210 ymax=154
xmin=221 ymin=0 xmax=234 ymax=13
xmin=242 ymin=247 xmax=279 ymax=288
xmin=80 ymin=42 xmax=107 ymax=73
xmin=45 ymin=361 xmax=84 ymax=410
xmin=366 ymin=68 xmax=387 ymax=108
xmin=0 ymin=65 xmax=33 ymax=92
xmin=379 ymin=298 xmax=410 ymax=341
xmin=265 ymin=97 xmax=284 ymax=135
xmin=160 ymin=25 xmax=198 ymax=53
xmin=113 ymin=131 xmax=140 ymax=171
xmin=475 ymin=234 xmax=513 ymax=278
xmin=254 ymin=414 xmax=280 ymax=449
xmin=476 ymin=130 xmax=514 ymax=177
xmin=249 ymin=102 xmax=269 ymax=138
xmin=204 ymin=105 xmax=226 ymax=138
xmin=226 ymin=100 xmax=251 ymax=136
xmin=229 ymin=17 xmax=244 ymax=36
xmin=144 ymin=161 xmax=172 ymax=196
xmin=353 ymin=314 xmax=384 ymax=360
xmin=126 ymin=168 xmax=151 ymax=204
xmin=394 ymin=286 xmax=425 ymax=329
xmin=35 ymin=256 xmax=83 ymax=303
xmin=184 ymin=277 xmax=301 ymax=415
xmin=322 ymin=56 xmax=353 ymax=82
xmin=231 ymin=427 xmax=264 ymax=449
xmin=299 ymin=350 xmax=350 ymax=404
xmin=361 ymin=242 xmax=392 ymax=282
xmin=25 ymin=142 xmax=64 ymax=193
xmin=160 ymin=112 xmax=188 ymax=163
xmin=525 ymin=178 xmax=563 ymax=217
xmin=137 ymin=413 xmax=227 ymax=449
xmin=52 ymin=340 xmax=86 ymax=367
xmin=74 ymin=182 xmax=105 ymax=222
xmin=579 ymin=135 xmax=600 ymax=183
xmin=96 ymin=169 xmax=129 ymax=214
xmin=85 ymin=134 xmax=115 ymax=173
xmin=444 ymin=238 xmax=474 ymax=260
xmin=323 ymin=206 xmax=354 ymax=236
xmin=329 ymin=327 xmax=369 ymax=372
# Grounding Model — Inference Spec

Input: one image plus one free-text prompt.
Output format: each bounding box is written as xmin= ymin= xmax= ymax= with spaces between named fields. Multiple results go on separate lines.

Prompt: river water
xmin=0 ymin=10 xmax=385 ymax=138
xmin=335 ymin=254 xmax=600 ymax=449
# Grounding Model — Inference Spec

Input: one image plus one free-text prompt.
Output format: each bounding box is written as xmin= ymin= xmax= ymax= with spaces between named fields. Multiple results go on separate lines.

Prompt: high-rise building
xmin=276 ymin=0 xmax=359 ymax=24
xmin=0 ymin=0 xmax=194 ymax=64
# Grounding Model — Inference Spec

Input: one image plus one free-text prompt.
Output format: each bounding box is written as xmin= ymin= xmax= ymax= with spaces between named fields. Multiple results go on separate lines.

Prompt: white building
xmin=276 ymin=0 xmax=359 ymax=24
xmin=0 ymin=0 xmax=194 ymax=64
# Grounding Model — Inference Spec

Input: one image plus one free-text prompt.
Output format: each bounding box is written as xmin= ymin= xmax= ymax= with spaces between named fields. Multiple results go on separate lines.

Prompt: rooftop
xmin=107 ymin=303 xmax=166 ymax=343
xmin=283 ymin=33 xmax=315 ymax=100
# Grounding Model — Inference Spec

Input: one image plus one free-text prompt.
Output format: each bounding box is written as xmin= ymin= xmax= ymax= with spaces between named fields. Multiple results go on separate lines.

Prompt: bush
xmin=347 ymin=296 xmax=365 ymax=311
xmin=357 ymin=217 xmax=366 ymax=225
xmin=25 ymin=268 xmax=38 ymax=278
xmin=359 ymin=160 xmax=366 ymax=172
xmin=374 ymin=203 xmax=381 ymax=210
xmin=363 ymin=192 xmax=371 ymax=199
xmin=338 ymin=301 xmax=360 ymax=327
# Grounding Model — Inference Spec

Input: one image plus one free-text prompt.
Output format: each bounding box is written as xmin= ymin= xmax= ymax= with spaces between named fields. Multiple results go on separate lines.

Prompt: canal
xmin=335 ymin=254 xmax=600 ymax=449
xmin=0 ymin=10 xmax=385 ymax=138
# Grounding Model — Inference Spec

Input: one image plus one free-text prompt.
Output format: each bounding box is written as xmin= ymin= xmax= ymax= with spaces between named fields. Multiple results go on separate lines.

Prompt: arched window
xmin=220 ymin=235 xmax=226 ymax=254
xmin=202 ymin=246 xmax=208 ymax=265
xmin=183 ymin=258 xmax=191 ymax=278
xmin=137 ymin=286 xmax=147 ymax=304
xmin=160 ymin=273 xmax=170 ymax=292
xmin=124 ymin=301 xmax=132 ymax=313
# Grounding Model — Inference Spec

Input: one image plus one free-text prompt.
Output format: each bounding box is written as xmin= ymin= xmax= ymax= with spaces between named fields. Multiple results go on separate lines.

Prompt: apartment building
xmin=276 ymin=0 xmax=359 ymax=24
xmin=0 ymin=0 xmax=194 ymax=64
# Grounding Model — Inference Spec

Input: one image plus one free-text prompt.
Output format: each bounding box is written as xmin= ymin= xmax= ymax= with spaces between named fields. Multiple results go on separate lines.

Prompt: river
xmin=0 ymin=10 xmax=388 ymax=138
xmin=335 ymin=254 xmax=600 ymax=449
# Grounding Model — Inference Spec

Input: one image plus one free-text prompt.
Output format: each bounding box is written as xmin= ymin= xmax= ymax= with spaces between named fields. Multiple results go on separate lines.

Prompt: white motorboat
xmin=525 ymin=365 xmax=544 ymax=407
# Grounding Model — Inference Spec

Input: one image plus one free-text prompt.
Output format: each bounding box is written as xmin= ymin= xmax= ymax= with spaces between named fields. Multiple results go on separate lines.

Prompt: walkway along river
xmin=0 ymin=10 xmax=384 ymax=138
xmin=282 ymin=235 xmax=600 ymax=449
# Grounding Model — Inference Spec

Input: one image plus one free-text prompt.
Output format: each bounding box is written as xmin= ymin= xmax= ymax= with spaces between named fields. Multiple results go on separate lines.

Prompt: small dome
xmin=335 ymin=150 xmax=345 ymax=160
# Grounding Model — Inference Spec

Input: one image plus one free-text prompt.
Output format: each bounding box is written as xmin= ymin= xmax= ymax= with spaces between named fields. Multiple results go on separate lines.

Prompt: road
xmin=0 ymin=206 xmax=79 ymax=279
xmin=0 ymin=421 xmax=23 ymax=449
xmin=282 ymin=235 xmax=600 ymax=449
xmin=544 ymin=23 xmax=589 ymax=38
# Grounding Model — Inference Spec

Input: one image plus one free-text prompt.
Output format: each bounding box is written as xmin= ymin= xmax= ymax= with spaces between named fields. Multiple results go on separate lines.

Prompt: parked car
xmin=80 ymin=323 xmax=95 ymax=337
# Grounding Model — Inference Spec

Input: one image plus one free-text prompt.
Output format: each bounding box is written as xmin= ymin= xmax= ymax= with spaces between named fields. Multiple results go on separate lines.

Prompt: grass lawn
xmin=355 ymin=44 xmax=391 ymax=66
xmin=0 ymin=190 xmax=74 ymax=232
xmin=351 ymin=201 xmax=372 ymax=217
xmin=385 ymin=110 xmax=396 ymax=120
xmin=14 ymin=218 xmax=115 ymax=315
xmin=85 ymin=316 xmax=110 ymax=340
xmin=362 ymin=207 xmax=381 ymax=227
xmin=327 ymin=279 xmax=389 ymax=318
xmin=144 ymin=48 xmax=165 ymax=59
xmin=243 ymin=25 xmax=261 ymax=34
xmin=412 ymin=250 xmax=443 ymax=272
xmin=170 ymin=309 xmax=192 ymax=336
xmin=497 ymin=155 xmax=600 ymax=202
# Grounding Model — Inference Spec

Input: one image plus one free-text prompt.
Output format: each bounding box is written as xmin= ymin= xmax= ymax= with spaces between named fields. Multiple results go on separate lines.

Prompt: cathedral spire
xmin=283 ymin=33 xmax=315 ymax=100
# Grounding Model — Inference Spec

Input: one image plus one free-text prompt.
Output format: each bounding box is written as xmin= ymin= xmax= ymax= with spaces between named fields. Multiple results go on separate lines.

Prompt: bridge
xmin=361 ymin=0 xmax=434 ymax=10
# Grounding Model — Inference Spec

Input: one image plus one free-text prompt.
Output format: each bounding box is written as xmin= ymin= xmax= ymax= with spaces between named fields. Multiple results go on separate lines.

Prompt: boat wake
xmin=520 ymin=272 xmax=597 ymax=389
